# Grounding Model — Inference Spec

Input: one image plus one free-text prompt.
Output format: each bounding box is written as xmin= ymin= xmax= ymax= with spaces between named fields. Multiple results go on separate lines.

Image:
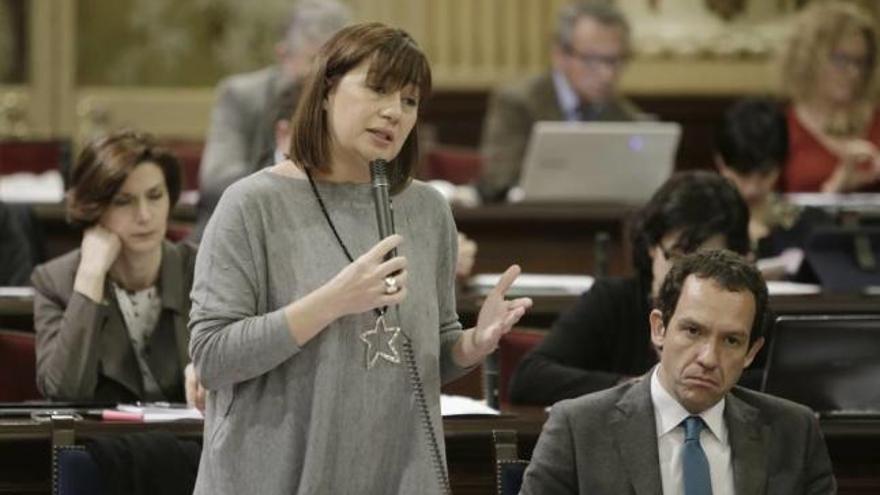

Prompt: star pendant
xmin=359 ymin=314 xmax=402 ymax=369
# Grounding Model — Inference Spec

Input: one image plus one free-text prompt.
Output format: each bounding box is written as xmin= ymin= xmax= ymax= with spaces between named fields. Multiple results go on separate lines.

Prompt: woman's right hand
xmin=283 ymin=234 xmax=408 ymax=346
xmin=73 ymin=225 xmax=122 ymax=302
xmin=80 ymin=225 xmax=122 ymax=275
xmin=324 ymin=234 xmax=408 ymax=317
xmin=824 ymin=139 xmax=880 ymax=192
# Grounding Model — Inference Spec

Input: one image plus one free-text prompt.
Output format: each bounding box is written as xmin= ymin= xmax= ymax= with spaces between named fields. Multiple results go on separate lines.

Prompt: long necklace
xmin=304 ymin=167 xmax=401 ymax=369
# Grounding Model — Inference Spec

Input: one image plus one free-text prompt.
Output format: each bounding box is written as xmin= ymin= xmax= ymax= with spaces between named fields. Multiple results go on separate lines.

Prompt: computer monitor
xmin=805 ymin=226 xmax=880 ymax=293
xmin=762 ymin=315 xmax=880 ymax=415
xmin=518 ymin=121 xmax=681 ymax=204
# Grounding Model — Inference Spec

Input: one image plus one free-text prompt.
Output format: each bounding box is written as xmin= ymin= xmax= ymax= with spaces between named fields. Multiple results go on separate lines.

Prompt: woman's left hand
xmin=456 ymin=265 xmax=533 ymax=367
xmin=184 ymin=363 xmax=207 ymax=412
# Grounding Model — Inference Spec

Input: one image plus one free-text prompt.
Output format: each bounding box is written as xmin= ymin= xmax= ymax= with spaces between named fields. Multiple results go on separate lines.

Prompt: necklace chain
xmin=304 ymin=167 xmax=383 ymax=317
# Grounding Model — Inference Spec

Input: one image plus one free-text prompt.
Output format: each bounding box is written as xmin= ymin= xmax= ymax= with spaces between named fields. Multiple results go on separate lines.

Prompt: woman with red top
xmin=781 ymin=1 xmax=880 ymax=193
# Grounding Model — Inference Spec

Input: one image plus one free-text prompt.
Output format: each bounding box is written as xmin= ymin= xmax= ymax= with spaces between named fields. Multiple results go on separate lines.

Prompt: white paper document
xmin=0 ymin=171 xmax=64 ymax=203
xmin=468 ymin=273 xmax=594 ymax=297
xmin=116 ymin=403 xmax=204 ymax=422
xmin=440 ymin=395 xmax=499 ymax=416
xmin=765 ymin=280 xmax=822 ymax=296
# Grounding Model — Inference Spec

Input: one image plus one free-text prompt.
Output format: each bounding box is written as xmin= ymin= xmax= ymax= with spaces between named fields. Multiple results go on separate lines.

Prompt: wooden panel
xmin=0 ymin=414 xmax=879 ymax=495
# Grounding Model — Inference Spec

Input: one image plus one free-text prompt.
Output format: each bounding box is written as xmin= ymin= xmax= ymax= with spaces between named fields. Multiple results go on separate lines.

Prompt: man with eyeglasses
xmin=478 ymin=1 xmax=644 ymax=202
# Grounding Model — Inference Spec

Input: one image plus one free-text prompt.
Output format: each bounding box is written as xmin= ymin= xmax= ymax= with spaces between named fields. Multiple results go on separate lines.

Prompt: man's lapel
xmin=726 ymin=391 xmax=769 ymax=495
xmin=610 ymin=376 xmax=663 ymax=495
xmin=536 ymin=73 xmax=567 ymax=121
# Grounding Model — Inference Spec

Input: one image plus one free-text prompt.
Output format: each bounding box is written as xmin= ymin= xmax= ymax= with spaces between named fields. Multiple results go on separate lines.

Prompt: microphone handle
xmin=372 ymin=182 xmax=397 ymax=261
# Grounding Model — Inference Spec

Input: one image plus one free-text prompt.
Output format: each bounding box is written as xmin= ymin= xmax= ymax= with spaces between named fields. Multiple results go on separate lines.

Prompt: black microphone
xmin=369 ymin=159 xmax=397 ymax=261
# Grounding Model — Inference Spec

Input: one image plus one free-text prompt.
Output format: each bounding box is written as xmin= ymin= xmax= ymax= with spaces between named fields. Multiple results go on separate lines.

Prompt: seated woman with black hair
xmin=509 ymin=171 xmax=753 ymax=406
xmin=32 ymin=130 xmax=204 ymax=407
xmin=716 ymin=98 xmax=831 ymax=281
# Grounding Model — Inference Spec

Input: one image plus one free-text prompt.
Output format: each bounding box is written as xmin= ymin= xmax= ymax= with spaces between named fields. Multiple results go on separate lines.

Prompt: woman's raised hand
xmin=80 ymin=225 xmax=122 ymax=275
xmin=325 ymin=234 xmax=408 ymax=317
xmin=73 ymin=225 xmax=122 ymax=302
xmin=471 ymin=265 xmax=533 ymax=355
xmin=824 ymin=139 xmax=880 ymax=192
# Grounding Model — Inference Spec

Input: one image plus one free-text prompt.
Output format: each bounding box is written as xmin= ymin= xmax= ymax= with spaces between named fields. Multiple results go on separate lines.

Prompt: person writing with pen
xmin=188 ymin=23 xmax=531 ymax=495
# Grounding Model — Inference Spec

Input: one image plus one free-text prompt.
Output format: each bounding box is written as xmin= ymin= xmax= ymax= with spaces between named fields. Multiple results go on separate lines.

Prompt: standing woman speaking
xmin=189 ymin=23 xmax=532 ymax=494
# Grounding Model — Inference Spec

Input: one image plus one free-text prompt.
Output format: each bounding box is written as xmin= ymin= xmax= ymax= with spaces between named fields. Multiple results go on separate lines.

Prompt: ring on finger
xmin=383 ymin=276 xmax=399 ymax=295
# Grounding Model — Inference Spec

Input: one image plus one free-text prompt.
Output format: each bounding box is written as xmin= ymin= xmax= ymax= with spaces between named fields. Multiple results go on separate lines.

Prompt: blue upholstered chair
xmin=493 ymin=429 xmax=530 ymax=495
xmin=53 ymin=445 xmax=105 ymax=495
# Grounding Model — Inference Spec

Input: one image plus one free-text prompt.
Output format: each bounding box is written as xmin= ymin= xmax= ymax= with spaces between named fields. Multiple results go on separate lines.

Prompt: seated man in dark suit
xmin=478 ymin=1 xmax=643 ymax=202
xmin=521 ymin=250 xmax=835 ymax=494
xmin=193 ymin=0 xmax=350 ymax=240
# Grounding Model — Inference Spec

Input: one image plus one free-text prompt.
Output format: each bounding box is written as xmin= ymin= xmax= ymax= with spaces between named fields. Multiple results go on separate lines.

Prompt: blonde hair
xmin=780 ymin=1 xmax=879 ymax=136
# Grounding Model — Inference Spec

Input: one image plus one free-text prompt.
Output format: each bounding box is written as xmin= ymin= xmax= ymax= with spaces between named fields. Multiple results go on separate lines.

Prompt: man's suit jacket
xmin=520 ymin=373 xmax=836 ymax=495
xmin=31 ymin=241 xmax=197 ymax=402
xmin=478 ymin=71 xmax=643 ymax=202
xmin=194 ymin=65 xmax=297 ymax=241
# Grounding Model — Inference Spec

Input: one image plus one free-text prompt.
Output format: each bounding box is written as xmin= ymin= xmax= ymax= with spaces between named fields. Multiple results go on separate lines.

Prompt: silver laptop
xmin=518 ymin=121 xmax=681 ymax=204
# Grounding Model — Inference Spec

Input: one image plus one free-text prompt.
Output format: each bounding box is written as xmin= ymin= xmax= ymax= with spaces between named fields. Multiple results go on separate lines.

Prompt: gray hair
xmin=281 ymin=0 xmax=352 ymax=54
xmin=555 ymin=1 xmax=630 ymax=48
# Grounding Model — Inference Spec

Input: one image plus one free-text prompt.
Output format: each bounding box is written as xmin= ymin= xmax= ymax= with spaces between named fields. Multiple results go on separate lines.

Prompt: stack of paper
xmin=116 ymin=404 xmax=203 ymax=422
xmin=468 ymin=273 xmax=594 ymax=297
xmin=765 ymin=281 xmax=822 ymax=296
xmin=0 ymin=171 xmax=64 ymax=203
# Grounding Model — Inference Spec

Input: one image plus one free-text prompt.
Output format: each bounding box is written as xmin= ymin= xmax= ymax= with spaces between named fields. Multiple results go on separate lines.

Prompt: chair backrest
xmin=165 ymin=223 xmax=193 ymax=243
xmin=53 ymin=445 xmax=105 ymax=495
xmin=0 ymin=140 xmax=70 ymax=176
xmin=498 ymin=328 xmax=545 ymax=404
xmin=0 ymin=329 xmax=41 ymax=401
xmin=158 ymin=139 xmax=203 ymax=192
xmin=493 ymin=429 xmax=529 ymax=495
xmin=422 ymin=147 xmax=483 ymax=185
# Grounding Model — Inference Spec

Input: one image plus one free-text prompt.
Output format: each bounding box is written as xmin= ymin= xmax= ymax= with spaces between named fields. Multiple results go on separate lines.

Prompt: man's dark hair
xmin=715 ymin=98 xmax=788 ymax=174
xmin=631 ymin=171 xmax=750 ymax=289
xmin=656 ymin=249 xmax=767 ymax=346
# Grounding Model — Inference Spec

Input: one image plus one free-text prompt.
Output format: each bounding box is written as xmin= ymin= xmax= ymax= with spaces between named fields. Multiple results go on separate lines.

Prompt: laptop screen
xmin=518 ymin=121 xmax=681 ymax=204
xmin=762 ymin=315 xmax=880 ymax=414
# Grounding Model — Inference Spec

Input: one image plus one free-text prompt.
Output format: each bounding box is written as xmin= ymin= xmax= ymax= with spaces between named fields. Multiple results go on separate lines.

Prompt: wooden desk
xmin=29 ymin=199 xmax=633 ymax=280
xmin=454 ymin=202 xmax=637 ymax=277
xmin=26 ymin=200 xmax=197 ymax=261
xmin=0 ymin=413 xmax=541 ymax=495
xmin=458 ymin=290 xmax=880 ymax=329
xmin=1 ymin=410 xmax=878 ymax=495
xmin=0 ymin=289 xmax=35 ymax=331
xmin=4 ymin=287 xmax=878 ymax=344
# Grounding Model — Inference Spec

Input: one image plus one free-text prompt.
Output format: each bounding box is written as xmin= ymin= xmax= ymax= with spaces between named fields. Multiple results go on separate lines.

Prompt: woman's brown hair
xmin=66 ymin=130 xmax=182 ymax=227
xmin=288 ymin=22 xmax=432 ymax=194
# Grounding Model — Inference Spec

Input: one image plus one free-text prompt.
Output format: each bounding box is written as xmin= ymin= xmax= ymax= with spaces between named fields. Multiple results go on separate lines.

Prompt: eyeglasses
xmin=829 ymin=52 xmax=870 ymax=72
xmin=562 ymin=44 xmax=629 ymax=70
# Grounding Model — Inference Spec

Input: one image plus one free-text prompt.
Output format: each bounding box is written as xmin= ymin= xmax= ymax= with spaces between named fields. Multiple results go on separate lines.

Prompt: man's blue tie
xmin=682 ymin=416 xmax=713 ymax=495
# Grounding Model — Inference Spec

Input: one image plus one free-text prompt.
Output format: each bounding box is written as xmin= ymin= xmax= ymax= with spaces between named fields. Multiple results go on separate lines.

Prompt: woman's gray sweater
xmin=189 ymin=170 xmax=469 ymax=494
